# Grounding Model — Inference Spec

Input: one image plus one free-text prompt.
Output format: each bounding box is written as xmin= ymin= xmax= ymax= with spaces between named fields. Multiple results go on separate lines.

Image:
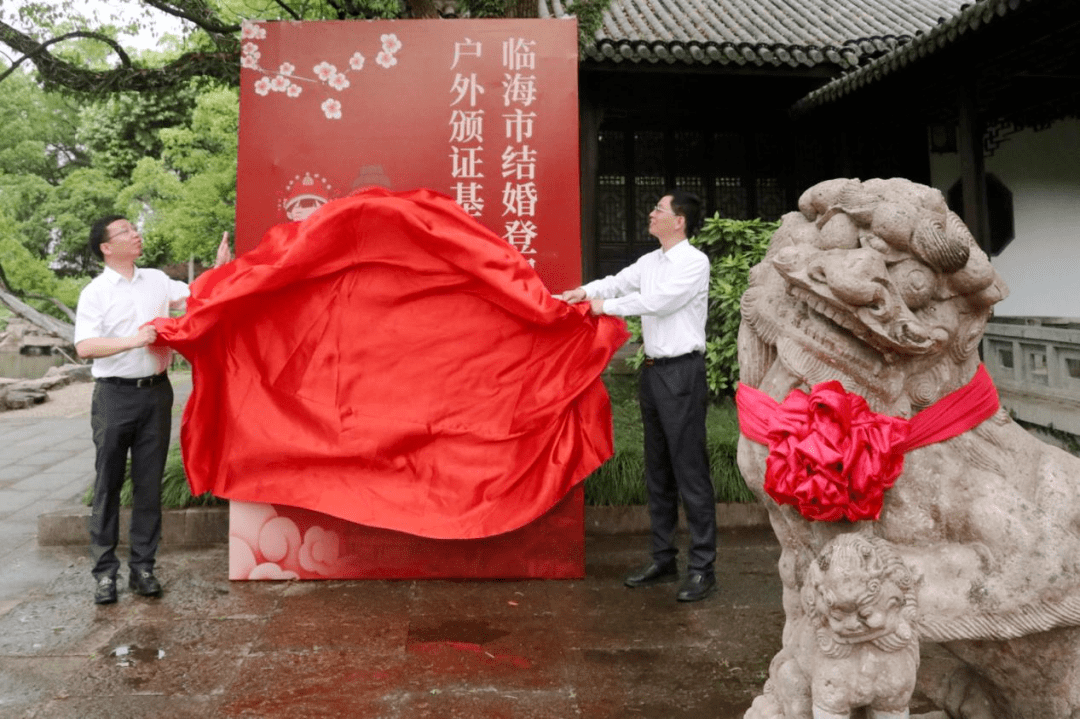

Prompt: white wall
xmin=928 ymin=119 xmax=1080 ymax=319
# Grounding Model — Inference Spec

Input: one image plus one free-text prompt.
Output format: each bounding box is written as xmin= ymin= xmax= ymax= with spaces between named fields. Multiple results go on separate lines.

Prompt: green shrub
xmin=621 ymin=215 xmax=777 ymax=397
xmin=692 ymin=214 xmax=778 ymax=396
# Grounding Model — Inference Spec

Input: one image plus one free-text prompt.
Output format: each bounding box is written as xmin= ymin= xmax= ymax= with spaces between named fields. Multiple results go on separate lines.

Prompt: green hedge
xmin=623 ymin=214 xmax=777 ymax=398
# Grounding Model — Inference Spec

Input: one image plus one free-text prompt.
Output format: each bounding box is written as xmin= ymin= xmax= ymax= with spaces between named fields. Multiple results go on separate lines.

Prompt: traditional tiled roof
xmin=539 ymin=0 xmax=969 ymax=70
xmin=793 ymin=0 xmax=1054 ymax=110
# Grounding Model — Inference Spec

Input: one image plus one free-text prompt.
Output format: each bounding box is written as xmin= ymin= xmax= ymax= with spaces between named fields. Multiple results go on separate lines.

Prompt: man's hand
xmin=133 ymin=324 xmax=157 ymax=347
xmin=589 ymin=298 xmax=605 ymax=315
xmin=556 ymin=287 xmax=587 ymax=303
xmin=215 ymin=231 xmax=233 ymax=267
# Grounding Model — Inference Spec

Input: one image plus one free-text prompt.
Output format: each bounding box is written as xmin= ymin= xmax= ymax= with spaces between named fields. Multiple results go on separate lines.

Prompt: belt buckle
xmin=643 ymin=358 xmax=655 ymax=367
xmin=136 ymin=377 xmax=154 ymax=388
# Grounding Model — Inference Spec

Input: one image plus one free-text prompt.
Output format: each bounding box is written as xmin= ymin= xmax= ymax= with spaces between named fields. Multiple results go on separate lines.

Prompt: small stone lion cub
xmin=749 ymin=533 xmax=920 ymax=719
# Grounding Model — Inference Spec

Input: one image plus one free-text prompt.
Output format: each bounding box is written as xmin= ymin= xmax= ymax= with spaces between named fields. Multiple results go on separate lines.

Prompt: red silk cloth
xmin=736 ymin=365 xmax=999 ymax=522
xmin=152 ymin=187 xmax=629 ymax=539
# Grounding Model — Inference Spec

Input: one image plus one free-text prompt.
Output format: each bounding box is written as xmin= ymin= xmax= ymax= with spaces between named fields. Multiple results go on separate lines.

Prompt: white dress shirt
xmin=582 ymin=239 xmax=709 ymax=358
xmin=74 ymin=266 xmax=190 ymax=378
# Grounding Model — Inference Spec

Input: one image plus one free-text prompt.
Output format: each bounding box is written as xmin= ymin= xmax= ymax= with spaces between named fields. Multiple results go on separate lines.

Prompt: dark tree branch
xmin=0 ymin=287 xmax=75 ymax=344
xmin=0 ymin=19 xmax=239 ymax=92
xmin=0 ymin=28 xmax=132 ymax=84
xmin=140 ymin=0 xmax=243 ymax=35
xmin=269 ymin=0 xmax=304 ymax=21
xmin=24 ymin=293 xmax=77 ymax=323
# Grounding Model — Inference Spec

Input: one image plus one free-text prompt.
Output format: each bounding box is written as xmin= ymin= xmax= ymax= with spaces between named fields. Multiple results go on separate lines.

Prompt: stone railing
xmin=982 ymin=318 xmax=1080 ymax=436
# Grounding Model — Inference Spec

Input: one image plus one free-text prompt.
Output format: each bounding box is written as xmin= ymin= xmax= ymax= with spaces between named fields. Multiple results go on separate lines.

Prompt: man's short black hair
xmin=668 ymin=190 xmax=702 ymax=238
xmin=88 ymin=215 xmax=127 ymax=261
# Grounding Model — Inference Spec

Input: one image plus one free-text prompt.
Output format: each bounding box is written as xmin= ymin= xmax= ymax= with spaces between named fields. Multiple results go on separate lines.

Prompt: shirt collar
xmin=102 ymin=265 xmax=142 ymax=284
xmin=660 ymin=238 xmax=691 ymax=258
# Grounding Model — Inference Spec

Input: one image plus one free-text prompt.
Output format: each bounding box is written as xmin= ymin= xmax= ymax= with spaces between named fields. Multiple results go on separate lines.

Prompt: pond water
xmin=0 ymin=353 xmax=66 ymax=379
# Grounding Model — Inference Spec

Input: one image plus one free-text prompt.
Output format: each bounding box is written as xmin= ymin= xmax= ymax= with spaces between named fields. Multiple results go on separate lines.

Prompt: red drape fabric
xmin=152 ymin=187 xmax=629 ymax=540
xmin=736 ymin=365 xmax=999 ymax=522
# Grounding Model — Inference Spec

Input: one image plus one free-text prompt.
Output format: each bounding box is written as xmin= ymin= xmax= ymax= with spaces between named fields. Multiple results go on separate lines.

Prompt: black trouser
xmin=89 ymin=377 xmax=173 ymax=580
xmin=638 ymin=352 xmax=716 ymax=575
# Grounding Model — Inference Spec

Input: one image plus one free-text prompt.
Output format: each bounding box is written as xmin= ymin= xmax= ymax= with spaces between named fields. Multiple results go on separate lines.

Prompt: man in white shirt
xmin=75 ymin=216 xmax=229 ymax=605
xmin=558 ymin=190 xmax=716 ymax=602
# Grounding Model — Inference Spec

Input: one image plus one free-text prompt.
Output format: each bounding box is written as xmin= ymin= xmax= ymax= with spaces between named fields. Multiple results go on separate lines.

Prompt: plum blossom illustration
xmin=328 ymin=72 xmax=350 ymax=91
xmin=244 ymin=32 xmax=402 ymax=120
xmin=381 ymin=33 xmax=402 ymax=53
xmin=313 ymin=61 xmax=338 ymax=82
xmin=241 ymin=20 xmax=267 ymax=40
xmin=322 ymin=98 xmax=343 ymax=120
xmin=376 ymin=50 xmax=397 ymax=69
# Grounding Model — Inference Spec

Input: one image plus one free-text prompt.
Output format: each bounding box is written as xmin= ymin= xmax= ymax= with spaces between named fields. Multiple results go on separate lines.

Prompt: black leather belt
xmin=643 ymin=351 xmax=703 ymax=367
xmin=96 ymin=373 xmax=168 ymax=388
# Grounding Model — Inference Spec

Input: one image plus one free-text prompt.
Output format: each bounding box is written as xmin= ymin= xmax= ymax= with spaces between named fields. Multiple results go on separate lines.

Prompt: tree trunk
xmin=0 ymin=287 xmax=75 ymax=345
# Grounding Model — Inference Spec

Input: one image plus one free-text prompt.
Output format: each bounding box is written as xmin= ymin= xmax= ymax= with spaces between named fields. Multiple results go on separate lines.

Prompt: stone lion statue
xmin=737 ymin=177 xmax=1080 ymax=719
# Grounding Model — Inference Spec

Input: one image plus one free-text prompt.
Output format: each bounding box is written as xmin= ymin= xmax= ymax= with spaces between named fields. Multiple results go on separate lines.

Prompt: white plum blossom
xmin=328 ymin=72 xmax=350 ymax=91
xmin=313 ymin=61 xmax=337 ymax=82
xmin=241 ymin=54 xmax=259 ymax=70
xmin=381 ymin=33 xmax=402 ymax=53
xmin=243 ymin=42 xmax=260 ymax=56
xmin=286 ymin=84 xmax=303 ymax=98
xmin=349 ymin=52 xmax=365 ymax=70
xmin=254 ymin=77 xmax=272 ymax=96
xmin=240 ymin=21 xmax=266 ymax=40
xmin=278 ymin=62 xmax=295 ymax=76
xmin=270 ymin=75 xmax=291 ymax=92
xmin=376 ymin=50 xmax=397 ymax=69
xmin=321 ymin=98 xmax=342 ymax=119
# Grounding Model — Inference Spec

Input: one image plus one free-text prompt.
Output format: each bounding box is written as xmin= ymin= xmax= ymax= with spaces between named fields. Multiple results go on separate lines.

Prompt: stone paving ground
xmin=0 ymin=375 xmax=790 ymax=719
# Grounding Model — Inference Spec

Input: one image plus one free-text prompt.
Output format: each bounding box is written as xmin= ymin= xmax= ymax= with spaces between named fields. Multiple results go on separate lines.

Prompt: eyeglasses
xmin=652 ymin=203 xmax=677 ymax=215
xmin=106 ymin=226 xmax=140 ymax=241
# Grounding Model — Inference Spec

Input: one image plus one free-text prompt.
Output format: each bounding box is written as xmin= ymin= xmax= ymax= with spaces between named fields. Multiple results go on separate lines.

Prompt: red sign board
xmin=232 ymin=19 xmax=585 ymax=580
xmin=237 ymin=18 xmax=581 ymax=291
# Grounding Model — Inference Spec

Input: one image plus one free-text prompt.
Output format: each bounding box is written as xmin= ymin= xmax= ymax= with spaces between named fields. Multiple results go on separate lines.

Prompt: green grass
xmin=87 ymin=371 xmax=755 ymax=509
xmin=584 ymin=372 xmax=756 ymax=506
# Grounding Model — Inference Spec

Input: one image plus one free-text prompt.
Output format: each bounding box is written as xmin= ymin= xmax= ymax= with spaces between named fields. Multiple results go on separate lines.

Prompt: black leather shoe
xmin=128 ymin=570 xmax=163 ymax=597
xmin=676 ymin=572 xmax=716 ymax=602
xmin=94 ymin=576 xmax=117 ymax=605
xmin=624 ymin=562 xmax=678 ymax=588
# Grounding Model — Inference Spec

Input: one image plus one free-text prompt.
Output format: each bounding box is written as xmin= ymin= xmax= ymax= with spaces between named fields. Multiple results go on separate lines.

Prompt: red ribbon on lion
xmin=736 ymin=365 xmax=999 ymax=522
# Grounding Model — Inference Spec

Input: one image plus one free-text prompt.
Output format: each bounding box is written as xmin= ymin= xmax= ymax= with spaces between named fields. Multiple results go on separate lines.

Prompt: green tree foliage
xmin=0 ymin=213 xmax=86 ymax=313
xmin=117 ymin=86 xmax=240 ymax=266
xmin=1 ymin=0 xmax=614 ymax=95
xmin=48 ymin=167 xmax=125 ymax=273
xmin=692 ymin=215 xmax=778 ymax=396
xmin=76 ymin=86 xmax=200 ymax=180
xmin=0 ymin=69 xmax=85 ymax=259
